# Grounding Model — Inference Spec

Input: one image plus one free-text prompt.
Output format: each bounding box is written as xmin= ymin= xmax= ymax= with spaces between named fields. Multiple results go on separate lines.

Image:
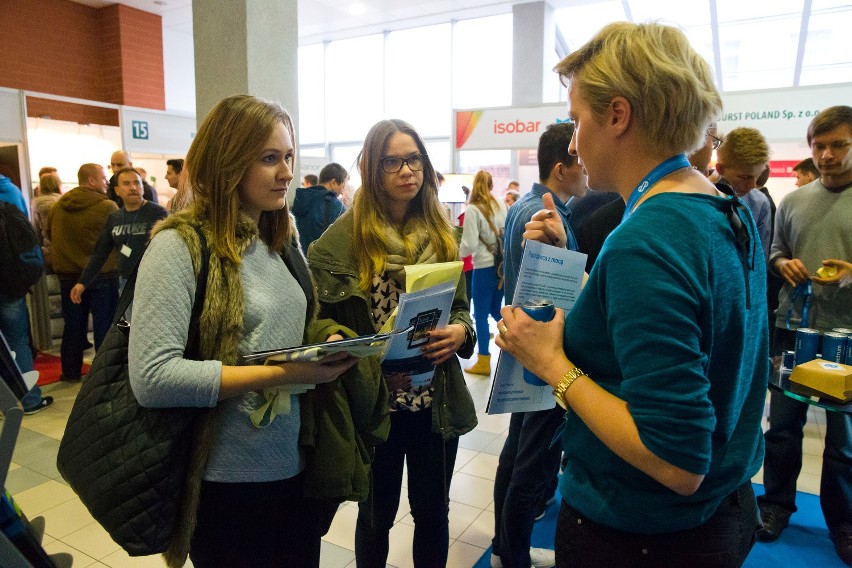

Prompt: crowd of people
xmin=1 ymin=19 xmax=850 ymax=568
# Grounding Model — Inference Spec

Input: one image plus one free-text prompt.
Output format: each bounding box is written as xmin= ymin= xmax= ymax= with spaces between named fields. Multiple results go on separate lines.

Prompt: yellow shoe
xmin=465 ymin=354 xmax=491 ymax=376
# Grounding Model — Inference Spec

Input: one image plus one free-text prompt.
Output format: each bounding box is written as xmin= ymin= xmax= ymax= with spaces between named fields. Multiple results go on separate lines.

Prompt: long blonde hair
xmin=468 ymin=170 xmax=499 ymax=218
xmin=351 ymin=119 xmax=457 ymax=290
xmin=185 ymin=95 xmax=295 ymax=263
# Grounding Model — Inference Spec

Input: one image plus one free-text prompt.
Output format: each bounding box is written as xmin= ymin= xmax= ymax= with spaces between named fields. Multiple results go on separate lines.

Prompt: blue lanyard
xmin=622 ymin=154 xmax=691 ymax=222
xmin=786 ymin=281 xmax=813 ymax=329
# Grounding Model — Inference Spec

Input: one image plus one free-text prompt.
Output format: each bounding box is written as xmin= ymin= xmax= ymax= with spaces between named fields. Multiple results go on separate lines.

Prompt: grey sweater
xmin=770 ymin=180 xmax=852 ymax=332
xmin=129 ymin=229 xmax=307 ymax=482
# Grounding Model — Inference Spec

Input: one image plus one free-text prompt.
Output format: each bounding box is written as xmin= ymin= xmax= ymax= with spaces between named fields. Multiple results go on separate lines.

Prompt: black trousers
xmin=190 ymin=473 xmax=337 ymax=568
xmin=554 ymin=482 xmax=759 ymax=568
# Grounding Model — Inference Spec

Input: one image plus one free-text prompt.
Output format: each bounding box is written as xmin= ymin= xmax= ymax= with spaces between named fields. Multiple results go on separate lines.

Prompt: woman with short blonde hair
xmin=498 ymin=22 xmax=767 ymax=567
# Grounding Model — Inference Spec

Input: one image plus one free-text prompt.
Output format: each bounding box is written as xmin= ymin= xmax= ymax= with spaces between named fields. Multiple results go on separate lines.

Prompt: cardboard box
xmin=789 ymin=359 xmax=852 ymax=402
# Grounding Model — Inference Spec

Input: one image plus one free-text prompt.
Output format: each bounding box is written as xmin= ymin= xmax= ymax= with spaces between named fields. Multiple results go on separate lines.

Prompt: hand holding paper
xmin=420 ymin=324 xmax=467 ymax=366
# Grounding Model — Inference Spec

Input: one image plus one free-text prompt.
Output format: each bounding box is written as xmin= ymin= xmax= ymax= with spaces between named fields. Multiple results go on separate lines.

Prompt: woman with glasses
xmin=496 ymin=23 xmax=768 ymax=567
xmin=308 ymin=119 xmax=477 ymax=568
xmin=459 ymin=169 xmax=508 ymax=376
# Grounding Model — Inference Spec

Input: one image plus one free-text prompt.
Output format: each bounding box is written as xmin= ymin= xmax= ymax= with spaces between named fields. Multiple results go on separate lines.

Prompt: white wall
xmin=163 ymin=28 xmax=196 ymax=115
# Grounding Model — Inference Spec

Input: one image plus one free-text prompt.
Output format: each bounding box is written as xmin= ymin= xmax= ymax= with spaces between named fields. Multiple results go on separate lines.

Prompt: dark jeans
xmin=59 ymin=277 xmax=117 ymax=378
xmin=554 ymin=482 xmax=759 ymax=567
xmin=355 ymin=407 xmax=458 ymax=568
xmin=759 ymin=328 xmax=852 ymax=535
xmin=190 ymin=474 xmax=336 ymax=568
xmin=471 ymin=265 xmax=504 ymax=355
xmin=493 ymin=406 xmax=564 ymax=567
xmin=0 ymin=297 xmax=43 ymax=410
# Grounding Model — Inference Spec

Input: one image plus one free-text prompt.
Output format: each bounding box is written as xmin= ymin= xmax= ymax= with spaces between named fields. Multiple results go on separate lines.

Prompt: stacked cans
xmin=794 ymin=328 xmax=820 ymax=365
xmin=796 ymin=327 xmax=852 ymax=365
xmin=831 ymin=328 xmax=852 ymax=364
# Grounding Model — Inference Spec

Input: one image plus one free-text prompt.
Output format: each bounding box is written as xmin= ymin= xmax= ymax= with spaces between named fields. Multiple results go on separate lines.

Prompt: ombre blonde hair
xmin=555 ymin=22 xmax=721 ymax=156
xmin=185 ymin=95 xmax=295 ymax=263
xmin=351 ymin=119 xmax=457 ymax=290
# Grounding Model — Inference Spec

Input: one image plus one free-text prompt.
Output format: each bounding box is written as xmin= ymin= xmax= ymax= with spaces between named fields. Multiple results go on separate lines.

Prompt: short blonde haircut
xmin=717 ymin=127 xmax=771 ymax=168
xmin=186 ymin=95 xmax=295 ymax=263
xmin=555 ymin=22 xmax=721 ymax=156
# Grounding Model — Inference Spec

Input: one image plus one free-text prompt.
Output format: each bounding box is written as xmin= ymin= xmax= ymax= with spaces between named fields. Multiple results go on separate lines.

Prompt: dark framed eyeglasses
xmin=380 ymin=154 xmax=425 ymax=174
xmin=709 ymin=133 xmax=722 ymax=150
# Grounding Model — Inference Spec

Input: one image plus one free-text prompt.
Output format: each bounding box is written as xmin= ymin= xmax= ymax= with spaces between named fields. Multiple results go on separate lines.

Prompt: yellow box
xmin=789 ymin=359 xmax=852 ymax=402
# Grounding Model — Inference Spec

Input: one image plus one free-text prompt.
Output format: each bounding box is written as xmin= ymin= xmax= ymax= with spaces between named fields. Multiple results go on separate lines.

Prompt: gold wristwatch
xmin=553 ymin=367 xmax=586 ymax=409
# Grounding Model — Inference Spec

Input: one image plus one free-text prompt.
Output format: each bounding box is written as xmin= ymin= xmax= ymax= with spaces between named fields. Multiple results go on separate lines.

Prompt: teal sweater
xmin=560 ymin=193 xmax=768 ymax=533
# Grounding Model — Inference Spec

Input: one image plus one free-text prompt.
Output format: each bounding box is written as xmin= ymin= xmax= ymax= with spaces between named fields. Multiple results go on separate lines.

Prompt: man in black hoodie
xmin=292 ymin=162 xmax=347 ymax=254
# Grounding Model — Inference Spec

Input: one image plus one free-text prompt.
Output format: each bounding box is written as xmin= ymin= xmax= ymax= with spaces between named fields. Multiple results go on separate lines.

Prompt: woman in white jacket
xmin=459 ymin=170 xmax=508 ymax=375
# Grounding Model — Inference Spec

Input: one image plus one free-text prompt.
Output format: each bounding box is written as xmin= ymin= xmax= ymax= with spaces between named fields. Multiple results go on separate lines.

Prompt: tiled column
xmin=192 ymin=0 xmax=299 ymax=129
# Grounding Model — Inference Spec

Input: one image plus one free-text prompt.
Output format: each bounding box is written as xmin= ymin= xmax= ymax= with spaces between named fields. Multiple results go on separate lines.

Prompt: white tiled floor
xmin=4 ymin=336 xmax=828 ymax=568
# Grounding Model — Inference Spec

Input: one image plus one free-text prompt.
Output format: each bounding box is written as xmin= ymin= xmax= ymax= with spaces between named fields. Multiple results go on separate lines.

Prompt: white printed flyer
xmin=486 ymin=240 xmax=587 ymax=414
xmin=380 ymin=261 xmax=463 ymax=387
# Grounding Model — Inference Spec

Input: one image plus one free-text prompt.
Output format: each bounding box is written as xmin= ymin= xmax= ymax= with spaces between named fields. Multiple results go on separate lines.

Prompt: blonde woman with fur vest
xmin=128 ymin=95 xmax=357 ymax=568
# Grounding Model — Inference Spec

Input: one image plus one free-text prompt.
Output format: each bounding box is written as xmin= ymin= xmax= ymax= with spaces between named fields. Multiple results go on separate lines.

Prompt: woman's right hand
xmin=271 ymin=351 xmax=358 ymax=385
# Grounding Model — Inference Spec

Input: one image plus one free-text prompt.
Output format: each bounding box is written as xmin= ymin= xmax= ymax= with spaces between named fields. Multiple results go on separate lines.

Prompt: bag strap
xmin=475 ymin=203 xmax=502 ymax=254
xmin=112 ymin=227 xmax=211 ymax=357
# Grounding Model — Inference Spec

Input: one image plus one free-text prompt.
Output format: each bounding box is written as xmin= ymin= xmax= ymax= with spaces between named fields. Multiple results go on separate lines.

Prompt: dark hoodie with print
xmin=47 ymin=186 xmax=119 ymax=280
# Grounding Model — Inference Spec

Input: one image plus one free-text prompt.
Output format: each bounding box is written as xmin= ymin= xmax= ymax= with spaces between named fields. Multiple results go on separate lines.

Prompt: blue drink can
xmin=833 ymin=328 xmax=852 ymax=364
xmin=822 ymin=332 xmax=848 ymax=364
xmin=794 ymin=328 xmax=820 ymax=366
xmin=521 ymin=299 xmax=555 ymax=386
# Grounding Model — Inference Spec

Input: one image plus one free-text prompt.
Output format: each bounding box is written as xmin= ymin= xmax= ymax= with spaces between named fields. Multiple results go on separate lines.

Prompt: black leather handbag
xmin=57 ymin=231 xmax=210 ymax=556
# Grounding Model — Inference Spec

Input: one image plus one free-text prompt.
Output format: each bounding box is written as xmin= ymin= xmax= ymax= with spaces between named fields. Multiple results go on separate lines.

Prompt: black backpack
xmin=0 ymin=201 xmax=44 ymax=301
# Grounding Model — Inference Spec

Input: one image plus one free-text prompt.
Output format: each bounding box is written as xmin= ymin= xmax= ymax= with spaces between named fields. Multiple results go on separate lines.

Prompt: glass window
xmin=554 ymin=1 xmax=626 ymax=52
xmin=299 ymin=146 xmax=327 ymax=158
xmin=457 ymin=149 xmax=511 ymax=175
xmin=386 ymin=24 xmax=452 ymax=137
xmin=800 ymin=0 xmax=852 ymax=85
xmin=716 ymin=0 xmax=803 ymax=91
xmin=326 ymin=35 xmax=384 ymax=141
xmin=423 ymin=139 xmax=450 ymax=176
xmin=628 ymin=0 xmax=715 ymax=77
xmin=298 ymin=44 xmax=325 ymax=144
xmin=453 ymin=15 xmax=513 ymax=109
xmin=331 ymin=143 xmax=364 ymax=190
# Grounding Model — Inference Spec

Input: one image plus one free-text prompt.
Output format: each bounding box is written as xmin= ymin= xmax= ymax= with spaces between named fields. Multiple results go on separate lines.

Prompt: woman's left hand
xmin=422 ymin=323 xmax=467 ymax=365
xmin=495 ymin=306 xmax=567 ymax=387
